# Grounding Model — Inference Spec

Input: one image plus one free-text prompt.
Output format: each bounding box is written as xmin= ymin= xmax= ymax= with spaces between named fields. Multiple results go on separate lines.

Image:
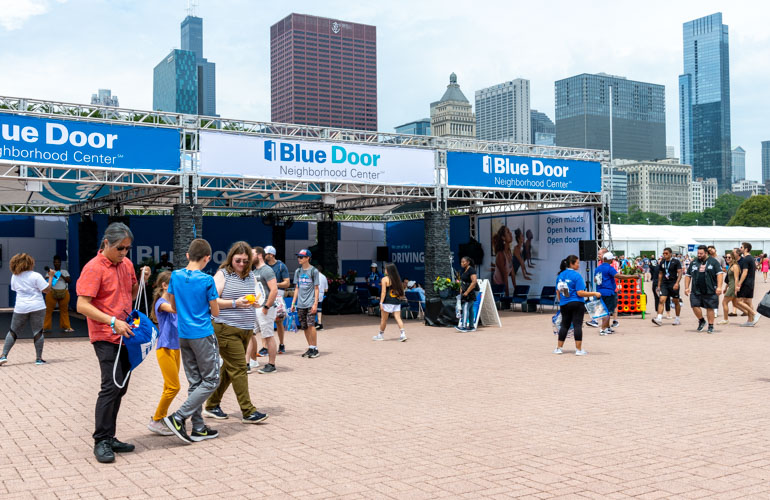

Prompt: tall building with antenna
xmin=153 ymin=0 xmax=217 ymax=116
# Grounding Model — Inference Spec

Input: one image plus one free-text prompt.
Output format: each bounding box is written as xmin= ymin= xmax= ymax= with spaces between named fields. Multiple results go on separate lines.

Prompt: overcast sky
xmin=1 ymin=0 xmax=768 ymax=181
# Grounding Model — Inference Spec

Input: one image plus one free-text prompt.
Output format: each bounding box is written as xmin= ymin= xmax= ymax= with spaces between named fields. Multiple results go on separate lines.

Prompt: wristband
xmin=110 ymin=316 xmax=116 ymax=332
xmin=232 ymin=299 xmax=236 ymax=309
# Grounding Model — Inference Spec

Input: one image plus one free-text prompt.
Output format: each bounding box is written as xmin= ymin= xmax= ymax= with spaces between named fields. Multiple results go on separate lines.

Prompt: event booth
xmin=0 ymin=95 xmax=608 ymax=318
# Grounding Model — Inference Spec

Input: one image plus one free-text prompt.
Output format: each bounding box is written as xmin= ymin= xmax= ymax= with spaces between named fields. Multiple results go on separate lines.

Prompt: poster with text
xmin=478 ymin=207 xmax=595 ymax=299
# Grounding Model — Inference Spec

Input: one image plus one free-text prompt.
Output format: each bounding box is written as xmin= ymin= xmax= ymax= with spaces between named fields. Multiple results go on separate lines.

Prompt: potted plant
xmin=345 ymin=269 xmax=357 ymax=293
xmin=434 ymin=276 xmax=455 ymax=298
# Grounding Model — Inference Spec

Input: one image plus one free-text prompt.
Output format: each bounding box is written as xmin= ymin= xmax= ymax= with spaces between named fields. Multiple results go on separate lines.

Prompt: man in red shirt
xmin=76 ymin=222 xmax=149 ymax=464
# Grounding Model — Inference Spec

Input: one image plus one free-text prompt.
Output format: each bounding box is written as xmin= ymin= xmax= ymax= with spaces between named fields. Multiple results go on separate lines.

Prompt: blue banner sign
xmin=0 ymin=114 xmax=180 ymax=170
xmin=447 ymin=152 xmax=601 ymax=193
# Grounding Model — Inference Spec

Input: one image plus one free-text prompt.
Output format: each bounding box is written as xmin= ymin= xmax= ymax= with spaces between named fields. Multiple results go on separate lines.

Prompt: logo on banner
xmin=481 ymin=155 xmax=570 ymax=178
xmin=262 ymin=139 xmax=380 ymax=167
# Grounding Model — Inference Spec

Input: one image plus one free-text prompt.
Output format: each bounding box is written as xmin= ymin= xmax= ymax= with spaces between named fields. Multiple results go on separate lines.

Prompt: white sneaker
xmin=247 ymin=359 xmax=259 ymax=373
xmin=372 ymin=333 xmax=384 ymax=341
xmin=740 ymin=321 xmax=754 ymax=327
xmin=599 ymin=329 xmax=609 ymax=336
xmin=651 ymin=317 xmax=662 ymax=326
xmin=673 ymin=318 xmax=680 ymax=326
xmin=399 ymin=332 xmax=407 ymax=342
xmin=665 ymin=315 xmax=672 ymax=320
xmin=553 ymin=347 xmax=563 ymax=354
xmin=148 ymin=418 xmax=174 ymax=436
xmin=717 ymin=319 xmax=729 ymax=325
xmin=752 ymin=313 xmax=761 ymax=326
xmin=575 ymin=349 xmax=588 ymax=356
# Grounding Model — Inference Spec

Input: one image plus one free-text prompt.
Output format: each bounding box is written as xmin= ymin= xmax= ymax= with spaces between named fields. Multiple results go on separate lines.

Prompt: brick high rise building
xmin=270 ymin=13 xmax=377 ymax=131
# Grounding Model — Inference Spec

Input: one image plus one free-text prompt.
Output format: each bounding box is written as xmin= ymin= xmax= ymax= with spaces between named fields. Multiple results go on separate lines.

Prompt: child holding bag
xmin=147 ymin=271 xmax=178 ymax=436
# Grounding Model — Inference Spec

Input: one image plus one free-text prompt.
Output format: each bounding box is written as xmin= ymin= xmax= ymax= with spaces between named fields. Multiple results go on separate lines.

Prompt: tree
xmin=727 ymin=195 xmax=770 ymax=226
xmin=703 ymin=193 xmax=744 ymax=225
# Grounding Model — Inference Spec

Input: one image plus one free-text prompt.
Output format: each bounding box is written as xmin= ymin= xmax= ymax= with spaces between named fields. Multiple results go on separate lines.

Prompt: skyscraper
xmin=395 ymin=119 xmax=431 ymax=136
xmin=152 ymin=12 xmax=217 ymax=116
xmin=430 ymin=73 xmax=475 ymax=138
xmin=270 ymin=13 xmax=377 ymax=131
xmin=181 ymin=15 xmax=217 ymax=117
xmin=731 ymin=146 xmax=745 ymax=182
xmin=555 ymin=73 xmax=666 ymax=161
xmin=679 ymin=13 xmax=732 ymax=191
xmin=475 ymin=79 xmax=530 ymax=143
xmin=531 ymin=109 xmax=555 ymax=145
xmin=762 ymin=141 xmax=770 ymax=184
xmin=153 ymin=49 xmax=198 ymax=114
xmin=90 ymin=89 xmax=119 ymax=107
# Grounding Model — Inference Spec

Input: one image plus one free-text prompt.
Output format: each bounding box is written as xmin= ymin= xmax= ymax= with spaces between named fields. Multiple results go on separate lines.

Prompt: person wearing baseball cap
xmin=594 ymin=251 xmax=640 ymax=335
xmin=263 ymin=246 xmax=290 ymax=356
xmin=290 ymin=249 xmax=320 ymax=358
xmin=366 ymin=263 xmax=382 ymax=297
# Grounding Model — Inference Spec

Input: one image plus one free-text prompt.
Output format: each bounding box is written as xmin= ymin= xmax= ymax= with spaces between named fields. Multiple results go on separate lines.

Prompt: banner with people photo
xmin=477 ymin=207 xmax=596 ymax=300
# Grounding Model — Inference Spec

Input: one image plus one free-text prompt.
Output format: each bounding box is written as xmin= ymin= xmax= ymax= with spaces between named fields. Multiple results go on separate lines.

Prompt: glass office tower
xmin=679 ymin=13 xmax=731 ymax=191
xmin=153 ymin=49 xmax=198 ymax=115
xmin=181 ymin=15 xmax=217 ymax=117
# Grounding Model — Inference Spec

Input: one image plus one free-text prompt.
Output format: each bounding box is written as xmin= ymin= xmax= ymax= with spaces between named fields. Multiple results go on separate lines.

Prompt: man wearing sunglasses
xmin=290 ymin=249 xmax=320 ymax=358
xmin=77 ymin=222 xmax=150 ymax=464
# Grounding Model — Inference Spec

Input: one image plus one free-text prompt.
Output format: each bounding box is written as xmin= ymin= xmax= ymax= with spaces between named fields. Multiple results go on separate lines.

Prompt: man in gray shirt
xmin=252 ymin=247 xmax=279 ymax=373
xmin=290 ymin=249 xmax=319 ymax=358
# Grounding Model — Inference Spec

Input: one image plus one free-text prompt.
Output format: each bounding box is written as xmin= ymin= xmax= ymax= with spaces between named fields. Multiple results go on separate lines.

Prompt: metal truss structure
xmin=0 ymin=96 xmax=609 ymax=228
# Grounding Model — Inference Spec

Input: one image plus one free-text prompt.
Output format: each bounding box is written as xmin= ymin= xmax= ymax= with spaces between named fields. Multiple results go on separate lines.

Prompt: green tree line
xmin=612 ymin=193 xmax=770 ymax=227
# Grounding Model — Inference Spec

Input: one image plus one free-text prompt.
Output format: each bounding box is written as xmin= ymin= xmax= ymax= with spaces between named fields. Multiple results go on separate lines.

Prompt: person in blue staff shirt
xmin=366 ymin=263 xmax=382 ymax=296
xmin=554 ymin=255 xmax=601 ymax=356
xmin=594 ymin=252 xmax=640 ymax=336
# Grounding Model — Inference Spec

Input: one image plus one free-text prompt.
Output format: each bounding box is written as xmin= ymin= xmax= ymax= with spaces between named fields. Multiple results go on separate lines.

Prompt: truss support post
xmin=173 ymin=203 xmax=203 ymax=269
xmin=423 ymin=210 xmax=451 ymax=301
xmin=468 ymin=210 xmax=478 ymax=241
xmin=271 ymin=222 xmax=287 ymax=263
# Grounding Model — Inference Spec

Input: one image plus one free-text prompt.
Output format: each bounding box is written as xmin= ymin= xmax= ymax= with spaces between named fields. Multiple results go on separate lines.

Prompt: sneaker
xmin=242 ymin=411 xmax=269 ymax=424
xmin=752 ymin=313 xmax=761 ymax=326
xmin=740 ymin=321 xmax=754 ymax=327
xmin=717 ymin=319 xmax=729 ymax=325
xmin=599 ymin=329 xmax=609 ymax=336
xmin=707 ymin=325 xmax=714 ymax=334
xmin=93 ymin=439 xmax=115 ymax=463
xmin=308 ymin=348 xmax=319 ymax=358
xmin=606 ymin=328 xmax=615 ymax=334
xmin=278 ymin=344 xmax=285 ymax=354
xmin=109 ymin=438 xmax=135 ymax=453
xmin=665 ymin=315 xmax=673 ymax=320
xmin=35 ymin=359 xmax=46 ymax=365
xmin=673 ymin=318 xmax=681 ymax=326
xmin=0 ymin=356 xmax=7 ymax=366
xmin=148 ymin=418 xmax=174 ymax=436
xmin=190 ymin=426 xmax=218 ymax=442
xmin=316 ymin=324 xmax=324 ymax=330
xmin=611 ymin=320 xmax=619 ymax=328
xmin=63 ymin=328 xmax=75 ymax=333
xmin=585 ymin=319 xmax=599 ymax=328
xmin=651 ymin=318 xmax=663 ymax=326
xmin=372 ymin=333 xmax=384 ymax=341
xmin=728 ymin=312 xmax=737 ymax=317
xmin=202 ymin=406 xmax=228 ymax=420
xmin=163 ymin=413 xmax=193 ymax=444
xmin=258 ymin=363 xmax=276 ymax=374
xmin=697 ymin=319 xmax=707 ymax=332
xmin=399 ymin=332 xmax=408 ymax=342
xmin=258 ymin=347 xmax=269 ymax=357
xmin=553 ymin=347 xmax=563 ymax=354
xmin=575 ymin=349 xmax=588 ymax=356
xmin=247 ymin=359 xmax=259 ymax=373
xmin=301 ymin=348 xmax=312 ymax=357
xmin=454 ymin=326 xmax=466 ymax=332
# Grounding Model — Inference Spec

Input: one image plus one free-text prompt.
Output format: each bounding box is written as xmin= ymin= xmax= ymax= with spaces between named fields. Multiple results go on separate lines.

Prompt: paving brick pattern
xmin=1 ymin=279 xmax=769 ymax=498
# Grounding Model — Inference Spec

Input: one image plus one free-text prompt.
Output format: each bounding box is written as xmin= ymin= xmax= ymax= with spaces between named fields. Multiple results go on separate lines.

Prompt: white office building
xmin=691 ymin=177 xmax=718 ymax=212
xmin=475 ymin=79 xmax=530 ymax=143
xmin=732 ymin=146 xmax=746 ymax=182
xmin=614 ymin=159 xmax=692 ymax=216
xmin=732 ymin=179 xmax=765 ymax=196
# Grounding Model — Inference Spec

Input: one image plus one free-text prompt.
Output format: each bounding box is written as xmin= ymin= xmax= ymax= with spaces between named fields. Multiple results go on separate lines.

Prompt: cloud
xmin=0 ymin=0 xmax=63 ymax=31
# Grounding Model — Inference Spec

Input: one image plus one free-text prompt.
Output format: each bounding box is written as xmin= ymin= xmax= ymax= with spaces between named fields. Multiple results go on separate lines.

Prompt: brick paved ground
xmin=1 ymin=279 xmax=769 ymax=499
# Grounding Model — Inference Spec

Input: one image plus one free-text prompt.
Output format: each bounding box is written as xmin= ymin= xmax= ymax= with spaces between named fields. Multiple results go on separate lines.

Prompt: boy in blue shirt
xmin=163 ymin=239 xmax=221 ymax=444
xmin=594 ymin=252 xmax=640 ymax=335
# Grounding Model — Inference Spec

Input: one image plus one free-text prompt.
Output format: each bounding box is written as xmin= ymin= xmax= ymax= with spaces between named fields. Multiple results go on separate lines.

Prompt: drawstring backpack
xmin=113 ymin=272 xmax=159 ymax=388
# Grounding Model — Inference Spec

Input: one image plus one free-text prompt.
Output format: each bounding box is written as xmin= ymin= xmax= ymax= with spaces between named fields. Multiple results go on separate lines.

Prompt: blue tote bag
xmin=113 ymin=274 xmax=158 ymax=388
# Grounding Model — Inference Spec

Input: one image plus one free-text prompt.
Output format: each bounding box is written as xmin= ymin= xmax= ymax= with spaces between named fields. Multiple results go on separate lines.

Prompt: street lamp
xmin=695 ymin=219 xmax=699 ymax=226
xmin=646 ymin=217 xmax=650 ymax=225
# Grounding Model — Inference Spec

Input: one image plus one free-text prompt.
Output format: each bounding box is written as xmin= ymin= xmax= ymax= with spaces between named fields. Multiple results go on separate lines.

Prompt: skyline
xmin=0 ymin=1 xmax=768 ymax=181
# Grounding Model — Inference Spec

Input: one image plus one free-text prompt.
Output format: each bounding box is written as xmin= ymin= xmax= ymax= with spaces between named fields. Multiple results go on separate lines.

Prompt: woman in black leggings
xmin=555 ymin=255 xmax=600 ymax=356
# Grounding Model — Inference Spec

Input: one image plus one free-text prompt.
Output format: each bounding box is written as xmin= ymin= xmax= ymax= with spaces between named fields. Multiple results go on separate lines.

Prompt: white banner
xmin=477 ymin=207 xmax=596 ymax=301
xmin=200 ymin=132 xmax=435 ymax=186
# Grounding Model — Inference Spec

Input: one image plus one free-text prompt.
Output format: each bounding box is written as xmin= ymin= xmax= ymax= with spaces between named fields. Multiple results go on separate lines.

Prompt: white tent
xmin=604 ymin=225 xmax=770 ymax=257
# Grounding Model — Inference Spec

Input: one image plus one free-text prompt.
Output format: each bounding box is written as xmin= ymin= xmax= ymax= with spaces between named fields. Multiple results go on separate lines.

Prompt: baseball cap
xmin=264 ymin=245 xmax=277 ymax=255
xmin=296 ymin=249 xmax=312 ymax=258
xmin=370 ymin=262 xmax=377 ymax=267
xmin=407 ymin=280 xmax=416 ymax=288
xmin=603 ymin=252 xmax=615 ymax=261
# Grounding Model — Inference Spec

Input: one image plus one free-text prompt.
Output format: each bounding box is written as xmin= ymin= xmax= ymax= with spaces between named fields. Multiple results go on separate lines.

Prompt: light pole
xmin=695 ymin=218 xmax=699 ymax=226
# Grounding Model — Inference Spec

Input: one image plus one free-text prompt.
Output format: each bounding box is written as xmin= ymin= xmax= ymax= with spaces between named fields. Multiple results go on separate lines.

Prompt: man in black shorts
xmin=684 ymin=245 xmax=724 ymax=334
xmin=735 ymin=241 xmax=760 ymax=327
xmin=652 ymin=247 xmax=682 ymax=326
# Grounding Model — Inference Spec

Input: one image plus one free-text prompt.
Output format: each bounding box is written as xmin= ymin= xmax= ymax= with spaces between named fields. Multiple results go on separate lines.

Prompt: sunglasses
xmin=233 ymin=258 xmax=249 ymax=264
xmin=116 ymin=246 xmax=131 ymax=252
xmin=297 ymin=256 xmax=308 ymax=259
